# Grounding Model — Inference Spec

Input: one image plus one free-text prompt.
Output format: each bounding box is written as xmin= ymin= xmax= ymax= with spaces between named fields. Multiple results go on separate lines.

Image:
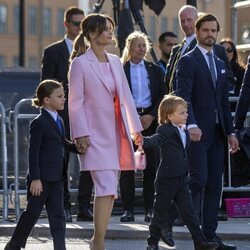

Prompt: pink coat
xmin=68 ymin=48 xmax=143 ymax=171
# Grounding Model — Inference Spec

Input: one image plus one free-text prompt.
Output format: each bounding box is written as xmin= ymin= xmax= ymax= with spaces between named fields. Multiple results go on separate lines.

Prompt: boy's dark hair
xmin=64 ymin=6 xmax=84 ymax=22
xmin=32 ymin=80 xmax=63 ymax=108
xmin=195 ymin=13 xmax=220 ymax=32
xmin=158 ymin=31 xmax=177 ymax=43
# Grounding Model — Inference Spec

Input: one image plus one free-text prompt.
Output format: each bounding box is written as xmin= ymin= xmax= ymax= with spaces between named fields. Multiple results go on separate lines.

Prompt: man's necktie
xmin=56 ymin=116 xmax=63 ymax=134
xmin=207 ymin=52 xmax=217 ymax=86
xmin=168 ymin=39 xmax=186 ymax=92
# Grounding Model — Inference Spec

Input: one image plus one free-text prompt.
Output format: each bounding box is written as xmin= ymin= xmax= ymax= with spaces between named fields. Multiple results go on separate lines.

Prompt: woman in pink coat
xmin=68 ymin=14 xmax=143 ymax=250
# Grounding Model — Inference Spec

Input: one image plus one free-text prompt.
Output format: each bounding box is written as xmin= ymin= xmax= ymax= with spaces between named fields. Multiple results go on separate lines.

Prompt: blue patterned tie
xmin=56 ymin=116 xmax=63 ymax=134
xmin=207 ymin=52 xmax=217 ymax=86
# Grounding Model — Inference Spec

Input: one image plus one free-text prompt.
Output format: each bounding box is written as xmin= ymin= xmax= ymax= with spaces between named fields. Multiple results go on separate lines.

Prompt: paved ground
xmin=0 ymin=237 xmax=250 ymax=250
xmin=1 ymin=214 xmax=250 ymax=241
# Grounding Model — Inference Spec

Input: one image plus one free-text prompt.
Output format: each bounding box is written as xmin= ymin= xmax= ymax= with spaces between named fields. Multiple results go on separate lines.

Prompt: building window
xmin=0 ymin=5 xmax=7 ymax=33
xmin=29 ymin=7 xmax=37 ymax=34
xmin=28 ymin=56 xmax=38 ymax=69
xmin=57 ymin=9 xmax=65 ymax=36
xmin=173 ymin=17 xmax=179 ymax=38
xmin=43 ymin=8 xmax=52 ymax=35
xmin=12 ymin=56 xmax=19 ymax=67
xmin=161 ymin=17 xmax=168 ymax=34
xmin=0 ymin=55 xmax=6 ymax=68
xmin=13 ymin=6 xmax=19 ymax=33
xmin=149 ymin=16 xmax=156 ymax=42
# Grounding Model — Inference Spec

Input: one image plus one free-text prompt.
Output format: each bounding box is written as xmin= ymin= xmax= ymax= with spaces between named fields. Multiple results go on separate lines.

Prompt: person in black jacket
xmin=234 ymin=55 xmax=250 ymax=130
xmin=5 ymin=80 xmax=79 ymax=250
xmin=119 ymin=31 xmax=166 ymax=223
xmin=166 ymin=5 xmax=234 ymax=94
xmin=139 ymin=95 xmax=218 ymax=250
xmin=41 ymin=6 xmax=93 ymax=222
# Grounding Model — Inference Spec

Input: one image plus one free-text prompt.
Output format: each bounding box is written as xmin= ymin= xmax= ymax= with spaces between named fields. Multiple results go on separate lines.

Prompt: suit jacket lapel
xmin=42 ymin=109 xmax=64 ymax=138
xmin=194 ymin=47 xmax=216 ymax=91
xmin=124 ymin=62 xmax=132 ymax=90
xmin=86 ymin=48 xmax=112 ymax=94
xmin=61 ymin=40 xmax=70 ymax=66
xmin=170 ymin=124 xmax=185 ymax=149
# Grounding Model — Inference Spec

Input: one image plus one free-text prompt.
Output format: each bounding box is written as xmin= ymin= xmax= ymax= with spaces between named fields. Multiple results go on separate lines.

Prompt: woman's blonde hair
xmin=121 ymin=31 xmax=152 ymax=64
xmin=158 ymin=94 xmax=187 ymax=124
xmin=69 ymin=13 xmax=115 ymax=63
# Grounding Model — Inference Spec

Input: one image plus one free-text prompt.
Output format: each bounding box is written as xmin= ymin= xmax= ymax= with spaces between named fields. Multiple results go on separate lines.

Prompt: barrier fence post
xmin=0 ymin=102 xmax=8 ymax=220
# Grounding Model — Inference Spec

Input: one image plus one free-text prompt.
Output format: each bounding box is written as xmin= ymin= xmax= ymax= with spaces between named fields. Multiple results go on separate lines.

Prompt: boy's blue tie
xmin=56 ymin=116 xmax=63 ymax=134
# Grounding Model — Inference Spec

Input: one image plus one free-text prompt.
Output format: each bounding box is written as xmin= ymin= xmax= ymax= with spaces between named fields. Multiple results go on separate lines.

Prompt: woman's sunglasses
xmin=225 ymin=47 xmax=234 ymax=53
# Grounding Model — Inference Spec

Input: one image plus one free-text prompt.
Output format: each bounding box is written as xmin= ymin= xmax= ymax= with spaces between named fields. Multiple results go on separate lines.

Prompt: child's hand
xmin=76 ymin=136 xmax=90 ymax=153
xmin=30 ymin=180 xmax=43 ymax=196
xmin=133 ymin=132 xmax=143 ymax=146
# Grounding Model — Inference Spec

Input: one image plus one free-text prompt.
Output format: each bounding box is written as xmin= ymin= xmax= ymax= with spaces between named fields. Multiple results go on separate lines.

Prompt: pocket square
xmin=221 ymin=69 xmax=226 ymax=74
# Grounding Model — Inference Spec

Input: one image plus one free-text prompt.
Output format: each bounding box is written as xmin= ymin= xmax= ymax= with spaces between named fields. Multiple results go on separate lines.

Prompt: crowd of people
xmin=4 ymin=3 xmax=250 ymax=250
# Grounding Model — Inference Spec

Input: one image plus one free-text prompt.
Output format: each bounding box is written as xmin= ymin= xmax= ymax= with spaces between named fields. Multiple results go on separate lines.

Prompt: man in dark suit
xmin=234 ymin=55 xmax=250 ymax=130
xmin=166 ymin=5 xmax=234 ymax=94
xmin=174 ymin=14 xmax=239 ymax=250
xmin=41 ymin=6 xmax=93 ymax=222
xmin=119 ymin=31 xmax=166 ymax=223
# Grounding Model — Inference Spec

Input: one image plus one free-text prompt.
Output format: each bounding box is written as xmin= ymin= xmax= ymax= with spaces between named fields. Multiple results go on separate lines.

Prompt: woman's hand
xmin=76 ymin=136 xmax=90 ymax=154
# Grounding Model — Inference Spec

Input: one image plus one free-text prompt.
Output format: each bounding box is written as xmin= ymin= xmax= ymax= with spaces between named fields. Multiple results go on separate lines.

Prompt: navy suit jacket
xmin=234 ymin=56 xmax=250 ymax=130
xmin=124 ymin=60 xmax=166 ymax=118
xmin=166 ymin=37 xmax=234 ymax=93
xmin=176 ymin=46 xmax=234 ymax=140
xmin=143 ymin=123 xmax=190 ymax=177
xmin=28 ymin=108 xmax=77 ymax=182
xmin=41 ymin=39 xmax=70 ymax=138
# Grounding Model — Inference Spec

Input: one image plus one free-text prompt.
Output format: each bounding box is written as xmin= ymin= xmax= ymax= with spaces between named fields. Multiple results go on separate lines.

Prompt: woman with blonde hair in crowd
xmin=68 ymin=14 xmax=143 ymax=250
xmin=119 ymin=31 xmax=166 ymax=224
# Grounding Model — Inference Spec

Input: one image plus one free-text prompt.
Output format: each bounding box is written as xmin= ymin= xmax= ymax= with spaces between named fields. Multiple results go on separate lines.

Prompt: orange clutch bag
xmin=134 ymin=145 xmax=146 ymax=171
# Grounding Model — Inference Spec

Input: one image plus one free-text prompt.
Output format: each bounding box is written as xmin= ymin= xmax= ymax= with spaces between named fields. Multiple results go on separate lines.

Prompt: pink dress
xmin=90 ymin=62 xmax=119 ymax=198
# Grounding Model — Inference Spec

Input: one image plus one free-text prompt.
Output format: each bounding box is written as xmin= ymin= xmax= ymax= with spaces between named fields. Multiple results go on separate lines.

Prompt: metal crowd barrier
xmin=224 ymin=96 xmax=250 ymax=192
xmin=0 ymin=102 xmax=8 ymax=220
xmin=9 ymin=97 xmax=250 ymax=219
xmin=13 ymin=99 xmax=38 ymax=219
xmin=12 ymin=99 xmax=79 ymax=219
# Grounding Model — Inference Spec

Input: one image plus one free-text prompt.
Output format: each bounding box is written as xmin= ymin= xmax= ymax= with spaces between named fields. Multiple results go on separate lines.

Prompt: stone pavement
xmin=0 ymin=214 xmax=250 ymax=241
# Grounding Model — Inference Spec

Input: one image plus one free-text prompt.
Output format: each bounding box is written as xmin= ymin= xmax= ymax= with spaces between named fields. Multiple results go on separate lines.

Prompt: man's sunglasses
xmin=225 ymin=47 xmax=234 ymax=53
xmin=67 ymin=20 xmax=81 ymax=27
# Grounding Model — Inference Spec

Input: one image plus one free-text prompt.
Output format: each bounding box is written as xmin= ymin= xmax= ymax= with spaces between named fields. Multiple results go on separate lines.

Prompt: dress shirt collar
xmin=184 ymin=33 xmax=196 ymax=45
xmin=130 ymin=59 xmax=145 ymax=67
xmin=44 ymin=108 xmax=58 ymax=121
xmin=64 ymin=35 xmax=74 ymax=54
xmin=197 ymin=45 xmax=214 ymax=57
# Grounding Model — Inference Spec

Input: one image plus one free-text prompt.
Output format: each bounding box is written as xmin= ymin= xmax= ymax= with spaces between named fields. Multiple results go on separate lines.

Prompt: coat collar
xmin=86 ymin=48 xmax=117 ymax=95
xmin=41 ymin=108 xmax=64 ymax=137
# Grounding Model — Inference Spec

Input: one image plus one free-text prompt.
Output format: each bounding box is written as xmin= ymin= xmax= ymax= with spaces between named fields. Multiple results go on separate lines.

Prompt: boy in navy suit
xmin=137 ymin=95 xmax=218 ymax=250
xmin=5 ymin=80 xmax=79 ymax=250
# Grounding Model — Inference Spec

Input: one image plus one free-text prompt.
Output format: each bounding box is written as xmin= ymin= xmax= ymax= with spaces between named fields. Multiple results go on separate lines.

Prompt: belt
xmin=136 ymin=107 xmax=151 ymax=114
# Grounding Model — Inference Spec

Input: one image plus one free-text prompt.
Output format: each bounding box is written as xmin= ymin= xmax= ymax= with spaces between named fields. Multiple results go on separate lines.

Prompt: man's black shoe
xmin=64 ymin=209 xmax=72 ymax=222
xmin=145 ymin=209 xmax=153 ymax=223
xmin=120 ymin=210 xmax=134 ymax=222
xmin=209 ymin=236 xmax=237 ymax=250
xmin=4 ymin=242 xmax=21 ymax=250
xmin=146 ymin=243 xmax=159 ymax=250
xmin=161 ymin=228 xmax=174 ymax=247
xmin=77 ymin=208 xmax=93 ymax=222
xmin=194 ymin=240 xmax=219 ymax=250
